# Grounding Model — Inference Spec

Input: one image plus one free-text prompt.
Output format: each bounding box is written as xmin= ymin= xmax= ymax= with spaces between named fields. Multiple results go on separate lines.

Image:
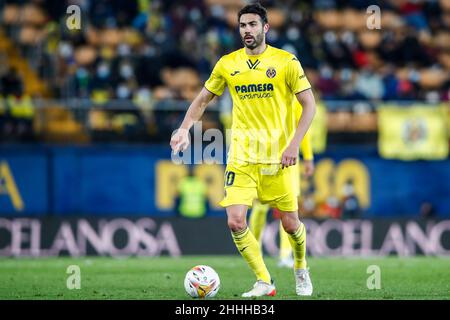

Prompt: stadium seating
xmin=0 ymin=0 xmax=448 ymax=144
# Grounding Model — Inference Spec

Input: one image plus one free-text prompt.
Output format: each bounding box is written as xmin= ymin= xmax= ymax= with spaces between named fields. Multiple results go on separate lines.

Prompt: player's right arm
xmin=170 ymin=88 xmax=215 ymax=154
xmin=170 ymin=58 xmax=226 ymax=154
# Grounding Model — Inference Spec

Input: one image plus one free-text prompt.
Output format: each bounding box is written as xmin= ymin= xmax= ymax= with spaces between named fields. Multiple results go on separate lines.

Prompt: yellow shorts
xmin=219 ymin=162 xmax=299 ymax=212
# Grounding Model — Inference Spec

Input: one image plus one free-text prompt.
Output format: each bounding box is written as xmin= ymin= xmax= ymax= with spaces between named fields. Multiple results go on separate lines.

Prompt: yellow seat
xmin=434 ymin=32 xmax=450 ymax=51
xmin=358 ymin=31 xmax=382 ymax=49
xmin=88 ymin=109 xmax=111 ymax=130
xmin=342 ymin=9 xmax=366 ymax=31
xmin=37 ymin=106 xmax=90 ymax=143
xmin=419 ymin=69 xmax=449 ymax=90
xmin=267 ymin=8 xmax=285 ymax=29
xmin=2 ymin=4 xmax=20 ymax=25
xmin=327 ymin=111 xmax=352 ymax=132
xmin=98 ymin=28 xmax=122 ymax=47
xmin=20 ymin=4 xmax=47 ymax=27
xmin=350 ymin=112 xmax=377 ymax=132
xmin=314 ymin=10 xmax=342 ymax=30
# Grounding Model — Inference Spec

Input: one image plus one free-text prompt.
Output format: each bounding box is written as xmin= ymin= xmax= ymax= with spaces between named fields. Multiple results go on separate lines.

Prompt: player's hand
xmin=170 ymin=128 xmax=190 ymax=154
xmin=303 ymin=160 xmax=315 ymax=177
xmin=281 ymin=144 xmax=299 ymax=169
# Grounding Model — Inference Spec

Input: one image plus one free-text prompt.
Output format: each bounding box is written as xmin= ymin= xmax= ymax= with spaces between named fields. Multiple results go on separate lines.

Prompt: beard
xmin=242 ymin=31 xmax=264 ymax=50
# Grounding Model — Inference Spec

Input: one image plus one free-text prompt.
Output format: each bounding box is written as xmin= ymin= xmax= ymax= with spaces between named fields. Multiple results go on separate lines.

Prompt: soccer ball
xmin=184 ymin=265 xmax=220 ymax=298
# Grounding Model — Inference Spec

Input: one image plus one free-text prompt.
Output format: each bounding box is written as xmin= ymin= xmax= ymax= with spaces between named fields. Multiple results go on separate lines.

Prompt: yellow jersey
xmin=205 ymin=45 xmax=311 ymax=164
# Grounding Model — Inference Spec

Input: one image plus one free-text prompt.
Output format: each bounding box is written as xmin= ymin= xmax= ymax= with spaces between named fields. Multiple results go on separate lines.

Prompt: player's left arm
xmin=281 ymin=89 xmax=316 ymax=168
xmin=282 ymin=56 xmax=316 ymax=168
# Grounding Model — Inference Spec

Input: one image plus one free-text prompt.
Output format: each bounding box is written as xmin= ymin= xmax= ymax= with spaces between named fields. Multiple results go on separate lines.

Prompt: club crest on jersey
xmin=266 ymin=67 xmax=276 ymax=78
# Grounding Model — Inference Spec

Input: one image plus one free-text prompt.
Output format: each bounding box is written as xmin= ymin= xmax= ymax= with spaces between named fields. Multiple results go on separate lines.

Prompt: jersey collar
xmin=242 ymin=44 xmax=271 ymax=59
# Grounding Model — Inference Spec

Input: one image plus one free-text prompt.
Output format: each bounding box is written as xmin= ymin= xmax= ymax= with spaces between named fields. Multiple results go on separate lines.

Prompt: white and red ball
xmin=184 ymin=265 xmax=220 ymax=298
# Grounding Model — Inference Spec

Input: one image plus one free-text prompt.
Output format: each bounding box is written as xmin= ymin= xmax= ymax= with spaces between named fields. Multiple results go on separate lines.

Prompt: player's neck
xmin=245 ymin=42 xmax=268 ymax=56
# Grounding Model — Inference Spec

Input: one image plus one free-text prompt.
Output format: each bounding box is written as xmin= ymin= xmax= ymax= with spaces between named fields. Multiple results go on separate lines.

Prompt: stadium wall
xmin=0 ymin=144 xmax=449 ymax=216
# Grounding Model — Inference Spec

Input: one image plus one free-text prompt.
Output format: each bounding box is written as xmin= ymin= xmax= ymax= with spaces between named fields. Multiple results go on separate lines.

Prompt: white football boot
xmin=242 ymin=280 xmax=276 ymax=298
xmin=295 ymin=268 xmax=313 ymax=296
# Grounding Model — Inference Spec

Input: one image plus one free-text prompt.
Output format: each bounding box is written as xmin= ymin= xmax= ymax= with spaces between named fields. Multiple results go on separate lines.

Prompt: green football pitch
xmin=0 ymin=256 xmax=449 ymax=300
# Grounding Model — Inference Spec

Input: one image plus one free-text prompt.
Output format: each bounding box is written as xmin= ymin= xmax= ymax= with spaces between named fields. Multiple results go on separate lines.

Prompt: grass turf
xmin=0 ymin=256 xmax=449 ymax=300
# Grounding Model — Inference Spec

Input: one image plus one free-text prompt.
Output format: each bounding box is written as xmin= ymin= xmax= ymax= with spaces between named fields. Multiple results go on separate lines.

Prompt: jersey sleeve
xmin=300 ymin=129 xmax=314 ymax=161
xmin=204 ymin=58 xmax=226 ymax=96
xmin=286 ymin=56 xmax=311 ymax=94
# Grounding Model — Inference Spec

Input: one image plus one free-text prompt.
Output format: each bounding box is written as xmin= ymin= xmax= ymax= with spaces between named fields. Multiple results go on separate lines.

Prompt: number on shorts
xmin=225 ymin=171 xmax=235 ymax=186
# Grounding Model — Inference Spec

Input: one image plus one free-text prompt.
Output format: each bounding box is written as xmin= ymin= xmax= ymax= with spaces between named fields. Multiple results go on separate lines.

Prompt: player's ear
xmin=263 ymin=23 xmax=270 ymax=34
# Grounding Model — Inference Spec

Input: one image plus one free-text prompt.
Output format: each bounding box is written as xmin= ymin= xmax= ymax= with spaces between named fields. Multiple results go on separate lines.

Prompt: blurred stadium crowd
xmin=0 ymin=0 xmax=449 ymax=143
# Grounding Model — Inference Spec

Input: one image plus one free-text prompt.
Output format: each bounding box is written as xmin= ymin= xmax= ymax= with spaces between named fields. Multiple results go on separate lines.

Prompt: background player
xmin=249 ymin=129 xmax=314 ymax=268
xmin=170 ymin=3 xmax=317 ymax=297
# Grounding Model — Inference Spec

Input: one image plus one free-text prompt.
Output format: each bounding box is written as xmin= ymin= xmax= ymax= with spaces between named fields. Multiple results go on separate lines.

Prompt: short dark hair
xmin=238 ymin=3 xmax=268 ymax=24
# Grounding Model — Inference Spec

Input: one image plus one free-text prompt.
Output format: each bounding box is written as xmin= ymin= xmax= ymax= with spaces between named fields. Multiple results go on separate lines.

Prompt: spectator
xmin=341 ymin=181 xmax=362 ymax=219
xmin=175 ymin=167 xmax=209 ymax=218
xmin=317 ymin=65 xmax=340 ymax=100
xmin=6 ymin=94 xmax=35 ymax=141
xmin=300 ymin=193 xmax=317 ymax=218
xmin=381 ymin=64 xmax=400 ymax=100
xmin=317 ymin=195 xmax=342 ymax=219
xmin=354 ymin=66 xmax=385 ymax=100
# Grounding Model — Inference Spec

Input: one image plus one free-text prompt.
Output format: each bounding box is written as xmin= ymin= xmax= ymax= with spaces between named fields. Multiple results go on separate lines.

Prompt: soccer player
xmin=170 ymin=3 xmax=316 ymax=297
xmin=249 ymin=130 xmax=314 ymax=268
